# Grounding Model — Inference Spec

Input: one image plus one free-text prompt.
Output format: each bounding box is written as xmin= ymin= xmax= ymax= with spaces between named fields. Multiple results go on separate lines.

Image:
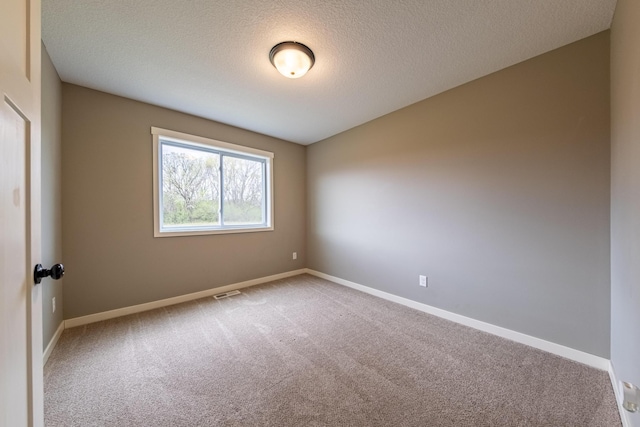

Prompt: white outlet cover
xmin=419 ymin=275 xmax=427 ymax=287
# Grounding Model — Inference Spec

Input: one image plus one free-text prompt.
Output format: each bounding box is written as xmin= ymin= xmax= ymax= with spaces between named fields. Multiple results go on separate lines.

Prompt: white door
xmin=0 ymin=0 xmax=44 ymax=426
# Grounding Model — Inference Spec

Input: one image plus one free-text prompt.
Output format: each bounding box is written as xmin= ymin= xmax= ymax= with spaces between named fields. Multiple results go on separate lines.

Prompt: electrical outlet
xmin=52 ymin=297 xmax=56 ymax=313
xmin=292 ymin=252 xmax=297 ymax=260
xmin=419 ymin=275 xmax=427 ymax=287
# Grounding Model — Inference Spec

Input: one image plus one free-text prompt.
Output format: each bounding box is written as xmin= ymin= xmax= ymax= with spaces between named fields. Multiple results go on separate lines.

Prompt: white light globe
xmin=270 ymin=42 xmax=315 ymax=79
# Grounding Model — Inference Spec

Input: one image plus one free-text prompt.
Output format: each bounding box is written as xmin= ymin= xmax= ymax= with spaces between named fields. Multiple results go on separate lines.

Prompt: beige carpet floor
xmin=44 ymin=274 xmax=621 ymax=426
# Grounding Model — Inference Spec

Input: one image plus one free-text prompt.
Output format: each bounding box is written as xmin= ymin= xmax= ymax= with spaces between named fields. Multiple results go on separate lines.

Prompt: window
xmin=152 ymin=127 xmax=273 ymax=237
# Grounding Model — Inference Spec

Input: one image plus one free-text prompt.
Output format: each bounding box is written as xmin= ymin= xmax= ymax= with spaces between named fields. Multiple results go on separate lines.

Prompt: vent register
xmin=213 ymin=290 xmax=242 ymax=300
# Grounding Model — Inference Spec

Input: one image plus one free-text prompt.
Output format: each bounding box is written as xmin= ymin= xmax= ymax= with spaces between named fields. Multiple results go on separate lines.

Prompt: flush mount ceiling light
xmin=269 ymin=41 xmax=315 ymax=79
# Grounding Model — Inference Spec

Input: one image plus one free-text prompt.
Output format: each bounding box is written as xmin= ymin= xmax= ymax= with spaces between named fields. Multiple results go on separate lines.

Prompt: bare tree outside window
xmin=161 ymin=142 xmax=265 ymax=229
xmin=223 ymin=156 xmax=264 ymax=225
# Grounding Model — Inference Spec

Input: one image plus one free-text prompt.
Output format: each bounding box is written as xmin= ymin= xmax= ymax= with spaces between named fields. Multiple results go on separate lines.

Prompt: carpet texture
xmin=44 ymin=274 xmax=621 ymax=426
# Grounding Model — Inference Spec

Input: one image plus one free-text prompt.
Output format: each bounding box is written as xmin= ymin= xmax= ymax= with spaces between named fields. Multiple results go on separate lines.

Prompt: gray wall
xmin=62 ymin=85 xmax=306 ymax=319
xmin=41 ymin=43 xmax=64 ymax=348
xmin=307 ymin=32 xmax=611 ymax=357
xmin=611 ymin=0 xmax=640 ymax=419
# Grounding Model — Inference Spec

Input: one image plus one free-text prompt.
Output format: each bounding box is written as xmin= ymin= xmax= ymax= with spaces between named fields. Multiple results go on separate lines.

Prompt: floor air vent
xmin=213 ymin=290 xmax=241 ymax=300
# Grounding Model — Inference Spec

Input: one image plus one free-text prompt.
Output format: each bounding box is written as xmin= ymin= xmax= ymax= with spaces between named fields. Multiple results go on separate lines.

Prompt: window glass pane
xmin=161 ymin=143 xmax=220 ymax=228
xmin=222 ymin=155 xmax=264 ymax=225
xmin=153 ymin=127 xmax=273 ymax=236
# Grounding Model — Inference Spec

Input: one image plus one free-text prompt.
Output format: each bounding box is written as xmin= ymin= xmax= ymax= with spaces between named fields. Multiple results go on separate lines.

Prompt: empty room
xmin=2 ymin=0 xmax=639 ymax=426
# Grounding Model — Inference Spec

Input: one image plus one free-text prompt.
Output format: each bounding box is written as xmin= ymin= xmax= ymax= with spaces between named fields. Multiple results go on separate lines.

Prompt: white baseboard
xmin=64 ymin=269 xmax=307 ymax=329
xmin=43 ymin=321 xmax=65 ymax=366
xmin=609 ymin=361 xmax=633 ymax=427
xmin=305 ymin=269 xmax=610 ymax=371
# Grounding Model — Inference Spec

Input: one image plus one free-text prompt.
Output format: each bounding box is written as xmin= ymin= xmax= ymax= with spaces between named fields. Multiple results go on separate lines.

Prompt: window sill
xmin=154 ymin=225 xmax=274 ymax=238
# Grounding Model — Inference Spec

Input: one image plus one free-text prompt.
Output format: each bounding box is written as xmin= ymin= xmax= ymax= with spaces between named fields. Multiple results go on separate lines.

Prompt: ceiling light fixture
xmin=269 ymin=41 xmax=315 ymax=79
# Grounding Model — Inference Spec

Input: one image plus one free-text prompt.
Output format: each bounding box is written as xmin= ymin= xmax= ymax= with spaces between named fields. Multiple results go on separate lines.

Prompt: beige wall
xmin=611 ymin=0 xmax=640 ymax=416
xmin=41 ymin=43 xmax=64 ymax=348
xmin=62 ymin=85 xmax=306 ymax=318
xmin=307 ymin=32 xmax=611 ymax=357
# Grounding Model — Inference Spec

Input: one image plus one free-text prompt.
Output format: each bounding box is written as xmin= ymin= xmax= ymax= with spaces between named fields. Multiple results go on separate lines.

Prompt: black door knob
xmin=34 ymin=263 xmax=65 ymax=285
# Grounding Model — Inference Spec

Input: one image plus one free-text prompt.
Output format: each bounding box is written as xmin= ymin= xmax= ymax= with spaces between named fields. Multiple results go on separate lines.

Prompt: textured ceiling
xmin=42 ymin=0 xmax=617 ymax=145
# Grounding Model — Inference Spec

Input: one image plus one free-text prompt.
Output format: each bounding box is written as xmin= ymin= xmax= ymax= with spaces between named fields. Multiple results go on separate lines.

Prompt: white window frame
xmin=152 ymin=127 xmax=274 ymax=237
